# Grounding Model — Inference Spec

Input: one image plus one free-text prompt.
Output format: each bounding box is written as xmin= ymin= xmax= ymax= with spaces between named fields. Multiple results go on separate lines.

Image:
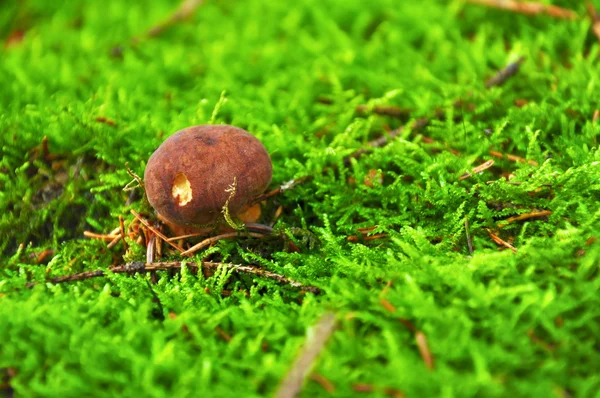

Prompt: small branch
xmin=26 ymin=261 xmax=320 ymax=294
xmin=498 ymin=210 xmax=551 ymax=227
xmin=347 ymin=233 xmax=388 ymax=243
xmin=465 ymin=216 xmax=474 ymax=254
xmin=489 ymin=150 xmax=538 ymax=166
xmin=487 ymin=229 xmax=517 ymax=253
xmin=588 ymin=2 xmax=600 ymax=43
xmin=83 ymin=230 xmax=119 ymax=241
xmin=181 ymin=232 xmax=267 ymax=256
xmin=459 ymin=159 xmax=495 ymax=180
xmin=131 ymin=210 xmax=185 ymax=253
xmin=276 ymin=312 xmax=337 ymax=398
xmin=466 ymin=0 xmax=577 ymax=20
xmin=119 ymin=215 xmax=128 ymax=252
xmin=485 ymin=56 xmax=526 ymax=88
xmin=415 ymin=331 xmax=435 ymax=370
xmin=310 ymin=373 xmax=336 ymax=393
xmin=143 ymin=0 xmax=205 ymax=39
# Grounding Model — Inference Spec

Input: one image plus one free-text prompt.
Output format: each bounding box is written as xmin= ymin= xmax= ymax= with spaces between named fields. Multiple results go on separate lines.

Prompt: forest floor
xmin=1 ymin=0 xmax=599 ymax=397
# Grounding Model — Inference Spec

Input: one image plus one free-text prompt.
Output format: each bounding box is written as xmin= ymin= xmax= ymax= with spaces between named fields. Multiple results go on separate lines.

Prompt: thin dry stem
xmin=26 ymin=261 xmax=320 ymax=294
xmin=276 ymin=312 xmax=337 ymax=398
xmin=487 ymin=229 xmax=517 ymax=253
xmin=459 ymin=159 xmax=495 ymax=180
xmin=489 ymin=150 xmax=538 ymax=166
xmin=415 ymin=331 xmax=435 ymax=370
xmin=181 ymin=232 xmax=266 ymax=256
xmin=485 ymin=56 xmax=526 ymax=88
xmin=498 ymin=210 xmax=552 ymax=227
xmin=131 ymin=210 xmax=185 ymax=253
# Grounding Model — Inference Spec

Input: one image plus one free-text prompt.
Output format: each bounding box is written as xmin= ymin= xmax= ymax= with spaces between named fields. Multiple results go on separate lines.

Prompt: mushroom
xmin=144 ymin=125 xmax=272 ymax=231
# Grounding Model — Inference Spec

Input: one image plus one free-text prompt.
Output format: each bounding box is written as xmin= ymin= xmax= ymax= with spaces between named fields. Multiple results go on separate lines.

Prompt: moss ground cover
xmin=1 ymin=0 xmax=599 ymax=396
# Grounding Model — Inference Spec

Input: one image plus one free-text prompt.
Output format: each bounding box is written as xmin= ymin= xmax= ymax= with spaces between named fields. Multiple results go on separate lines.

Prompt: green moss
xmin=1 ymin=0 xmax=600 ymax=396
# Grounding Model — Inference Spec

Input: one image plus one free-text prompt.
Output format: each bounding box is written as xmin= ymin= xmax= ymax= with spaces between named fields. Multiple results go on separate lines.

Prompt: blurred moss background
xmin=1 ymin=0 xmax=599 ymax=396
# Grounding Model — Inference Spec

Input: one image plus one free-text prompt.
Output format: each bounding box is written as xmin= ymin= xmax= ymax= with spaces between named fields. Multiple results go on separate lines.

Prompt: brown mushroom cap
xmin=144 ymin=125 xmax=272 ymax=227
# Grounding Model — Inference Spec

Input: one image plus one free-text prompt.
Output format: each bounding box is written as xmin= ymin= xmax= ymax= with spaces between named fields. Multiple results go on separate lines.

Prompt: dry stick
xmin=146 ymin=234 xmax=156 ymax=263
xmin=143 ymin=0 xmax=204 ymax=39
xmin=587 ymin=2 xmax=600 ymax=43
xmin=466 ymin=0 xmax=577 ymax=20
xmin=347 ymin=233 xmax=388 ymax=243
xmin=465 ymin=216 xmax=474 ymax=255
xmin=489 ymin=150 xmax=538 ymax=166
xmin=276 ymin=312 xmax=337 ymax=398
xmin=181 ymin=232 xmax=267 ymax=256
xmin=83 ymin=231 xmax=119 ymax=241
xmin=119 ymin=215 xmax=128 ymax=252
xmin=459 ymin=159 xmax=495 ymax=180
xmin=415 ymin=331 xmax=435 ymax=370
xmin=485 ymin=56 xmax=526 ymax=88
xmin=26 ymin=261 xmax=320 ymax=293
xmin=310 ymin=374 xmax=336 ymax=393
xmin=487 ymin=229 xmax=517 ymax=253
xmin=130 ymin=210 xmax=185 ymax=253
xmin=498 ymin=210 xmax=552 ymax=227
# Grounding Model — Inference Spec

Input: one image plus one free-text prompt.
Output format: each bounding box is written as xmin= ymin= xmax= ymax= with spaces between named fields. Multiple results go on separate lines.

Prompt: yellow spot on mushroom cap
xmin=172 ymin=172 xmax=193 ymax=206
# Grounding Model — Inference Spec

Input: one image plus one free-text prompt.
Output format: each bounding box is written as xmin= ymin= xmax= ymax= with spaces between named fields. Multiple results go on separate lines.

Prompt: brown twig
xmin=131 ymin=210 xmax=185 ymax=253
xmin=31 ymin=249 xmax=54 ymax=264
xmin=95 ymin=116 xmax=117 ymax=127
xmin=215 ymin=326 xmax=232 ymax=342
xmin=119 ymin=215 xmax=128 ymax=252
xmin=485 ymin=56 xmax=526 ymax=88
xmin=459 ymin=159 xmax=495 ymax=180
xmin=310 ymin=373 xmax=336 ymax=393
xmin=276 ymin=312 xmax=337 ymax=398
xmin=143 ymin=0 xmax=205 ymax=39
xmin=489 ymin=150 xmax=538 ymax=166
xmin=587 ymin=2 xmax=600 ymax=42
xmin=415 ymin=331 xmax=434 ymax=370
xmin=83 ymin=230 xmax=120 ymax=241
xmin=487 ymin=229 xmax=517 ymax=253
xmin=466 ymin=0 xmax=577 ymax=20
xmin=26 ymin=261 xmax=320 ymax=293
xmin=465 ymin=216 xmax=474 ymax=254
xmin=498 ymin=210 xmax=551 ymax=227
xmin=353 ymin=384 xmax=374 ymax=393
xmin=181 ymin=232 xmax=267 ymax=256
xmin=347 ymin=233 xmax=388 ymax=243
xmin=124 ymin=166 xmax=144 ymax=191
